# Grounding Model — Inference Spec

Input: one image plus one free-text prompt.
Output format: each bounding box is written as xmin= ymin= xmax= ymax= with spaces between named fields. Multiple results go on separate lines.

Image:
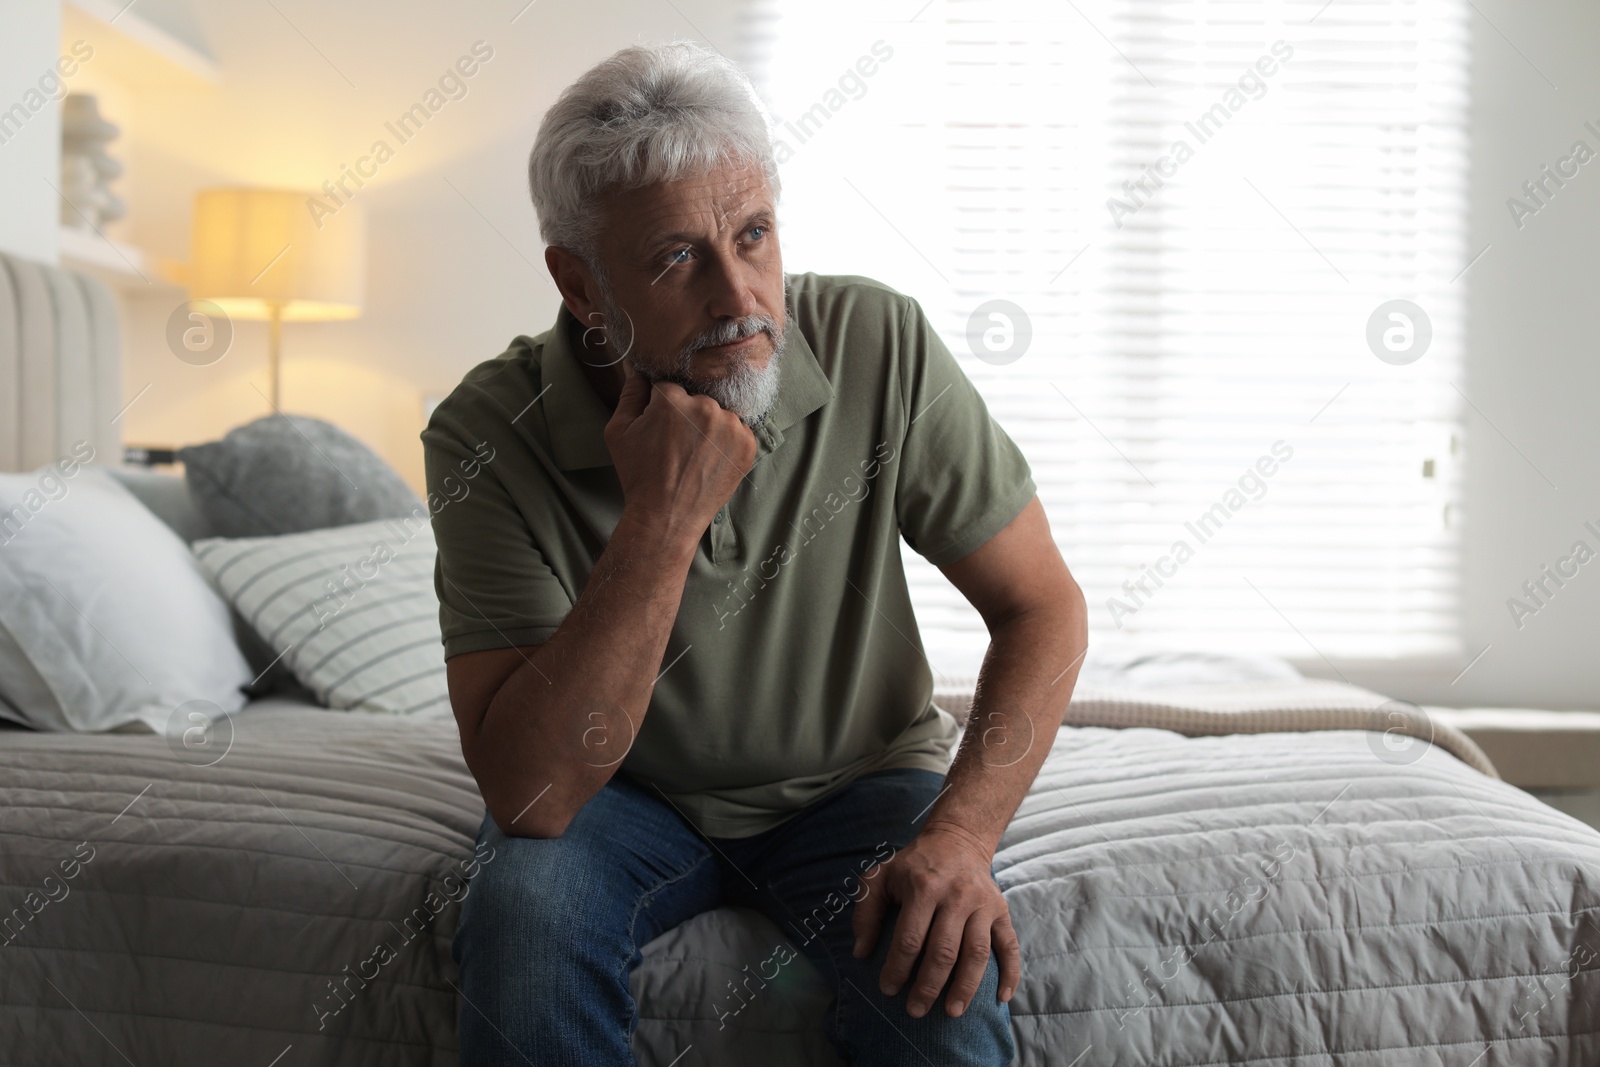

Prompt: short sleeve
xmin=893 ymin=297 xmax=1036 ymax=567
xmin=423 ymin=421 xmax=573 ymax=658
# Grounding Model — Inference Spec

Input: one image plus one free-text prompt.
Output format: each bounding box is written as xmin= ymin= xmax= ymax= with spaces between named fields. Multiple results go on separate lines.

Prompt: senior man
xmin=423 ymin=40 xmax=1086 ymax=1066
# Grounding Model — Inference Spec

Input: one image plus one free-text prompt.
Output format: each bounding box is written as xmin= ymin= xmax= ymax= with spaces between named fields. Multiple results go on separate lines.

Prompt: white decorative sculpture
xmin=59 ymin=94 xmax=126 ymax=230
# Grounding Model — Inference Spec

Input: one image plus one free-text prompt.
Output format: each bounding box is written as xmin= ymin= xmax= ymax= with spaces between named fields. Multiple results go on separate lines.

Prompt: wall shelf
xmin=61 ymin=0 xmax=219 ymax=87
xmin=59 ymin=224 xmax=181 ymax=293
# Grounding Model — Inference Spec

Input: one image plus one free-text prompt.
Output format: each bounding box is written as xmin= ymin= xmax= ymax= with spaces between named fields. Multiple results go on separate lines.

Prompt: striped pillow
xmin=192 ymin=517 xmax=450 ymax=718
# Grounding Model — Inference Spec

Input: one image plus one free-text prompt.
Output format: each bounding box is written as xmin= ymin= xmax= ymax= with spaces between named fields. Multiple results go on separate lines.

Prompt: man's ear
xmin=546 ymin=246 xmax=604 ymax=324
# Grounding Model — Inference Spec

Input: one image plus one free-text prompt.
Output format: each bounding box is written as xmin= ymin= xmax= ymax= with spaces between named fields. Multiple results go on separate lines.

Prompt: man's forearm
xmin=920 ymin=602 xmax=1088 ymax=855
xmin=468 ymin=510 xmax=698 ymax=836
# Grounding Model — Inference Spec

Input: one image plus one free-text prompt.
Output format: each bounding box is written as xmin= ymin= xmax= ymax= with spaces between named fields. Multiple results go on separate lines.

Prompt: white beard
xmin=678 ymin=337 xmax=786 ymax=427
xmin=601 ymin=291 xmax=788 ymax=428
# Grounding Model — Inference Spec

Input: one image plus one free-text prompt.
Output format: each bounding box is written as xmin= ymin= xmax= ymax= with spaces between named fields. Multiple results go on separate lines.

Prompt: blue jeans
xmin=452 ymin=768 xmax=1016 ymax=1065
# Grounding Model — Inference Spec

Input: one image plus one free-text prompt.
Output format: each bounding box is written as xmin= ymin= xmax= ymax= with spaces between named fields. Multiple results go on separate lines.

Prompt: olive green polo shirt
xmin=422 ymin=273 xmax=1035 ymax=837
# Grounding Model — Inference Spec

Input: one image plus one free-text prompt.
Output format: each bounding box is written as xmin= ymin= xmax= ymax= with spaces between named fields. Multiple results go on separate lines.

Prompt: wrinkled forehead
xmin=597 ymin=160 xmax=775 ymax=255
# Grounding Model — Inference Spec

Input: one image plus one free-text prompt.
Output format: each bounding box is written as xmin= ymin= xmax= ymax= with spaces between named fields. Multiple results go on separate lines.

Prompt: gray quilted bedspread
xmin=998 ymin=724 xmax=1600 ymax=1066
xmin=2 ymin=694 xmax=1598 ymax=1066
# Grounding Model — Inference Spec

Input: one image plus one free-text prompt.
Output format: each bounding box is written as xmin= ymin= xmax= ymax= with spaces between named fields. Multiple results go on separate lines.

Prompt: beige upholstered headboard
xmin=0 ymin=251 xmax=122 ymax=472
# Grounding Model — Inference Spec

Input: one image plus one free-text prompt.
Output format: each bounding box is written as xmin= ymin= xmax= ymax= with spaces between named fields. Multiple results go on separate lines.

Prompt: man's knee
xmin=455 ymin=821 xmax=616 ymax=967
xmin=835 ymin=943 xmax=1016 ymax=1064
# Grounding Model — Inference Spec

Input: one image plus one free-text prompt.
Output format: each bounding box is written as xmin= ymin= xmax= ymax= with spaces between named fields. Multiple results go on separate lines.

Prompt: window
xmin=752 ymin=0 xmax=1469 ymax=674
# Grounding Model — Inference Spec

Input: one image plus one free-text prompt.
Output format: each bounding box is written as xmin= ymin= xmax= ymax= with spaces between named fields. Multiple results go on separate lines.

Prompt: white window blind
xmin=751 ymin=0 xmax=1469 ymax=674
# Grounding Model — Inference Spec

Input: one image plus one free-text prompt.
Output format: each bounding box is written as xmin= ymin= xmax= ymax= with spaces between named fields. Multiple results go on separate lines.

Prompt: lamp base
xmin=267 ymin=301 xmax=283 ymax=410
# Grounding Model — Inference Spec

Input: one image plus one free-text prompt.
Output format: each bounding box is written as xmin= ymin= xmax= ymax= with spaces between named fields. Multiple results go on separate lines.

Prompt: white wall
xmin=1320 ymin=0 xmax=1600 ymax=710
xmin=0 ymin=0 xmax=64 ymax=261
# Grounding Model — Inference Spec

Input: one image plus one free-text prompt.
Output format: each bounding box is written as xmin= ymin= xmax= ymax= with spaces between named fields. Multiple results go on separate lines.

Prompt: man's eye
xmin=666 ymin=248 xmax=692 ymax=266
xmin=747 ymin=225 xmax=768 ymax=241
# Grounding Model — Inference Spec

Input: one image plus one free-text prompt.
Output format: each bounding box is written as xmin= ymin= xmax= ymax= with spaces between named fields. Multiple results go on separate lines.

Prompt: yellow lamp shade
xmin=188 ymin=188 xmax=365 ymax=322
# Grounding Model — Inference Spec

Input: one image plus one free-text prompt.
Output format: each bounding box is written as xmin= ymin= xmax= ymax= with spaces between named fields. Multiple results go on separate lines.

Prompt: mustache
xmin=684 ymin=314 xmax=779 ymax=354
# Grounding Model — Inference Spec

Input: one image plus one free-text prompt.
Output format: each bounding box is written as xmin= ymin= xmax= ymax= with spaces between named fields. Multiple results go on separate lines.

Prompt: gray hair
xmin=527 ymin=41 xmax=780 ymax=271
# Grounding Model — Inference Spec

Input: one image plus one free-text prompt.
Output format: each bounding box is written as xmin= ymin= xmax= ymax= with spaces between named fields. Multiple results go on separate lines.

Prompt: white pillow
xmin=191 ymin=517 xmax=450 ymax=718
xmin=0 ymin=464 xmax=254 ymax=732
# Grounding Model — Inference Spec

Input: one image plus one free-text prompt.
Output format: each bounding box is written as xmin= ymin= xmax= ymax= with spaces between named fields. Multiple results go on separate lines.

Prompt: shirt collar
xmin=541 ymin=280 xmax=833 ymax=472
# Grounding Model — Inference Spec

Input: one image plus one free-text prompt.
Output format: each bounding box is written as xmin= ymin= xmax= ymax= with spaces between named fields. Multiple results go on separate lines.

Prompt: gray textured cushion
xmin=178 ymin=415 xmax=421 ymax=538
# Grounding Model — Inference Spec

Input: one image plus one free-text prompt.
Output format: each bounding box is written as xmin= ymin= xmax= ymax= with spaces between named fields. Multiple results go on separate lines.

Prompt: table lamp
xmin=187 ymin=188 xmax=365 ymax=409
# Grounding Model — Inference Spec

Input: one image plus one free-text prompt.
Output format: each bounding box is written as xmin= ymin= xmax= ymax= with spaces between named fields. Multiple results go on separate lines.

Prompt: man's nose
xmin=702 ymin=247 xmax=763 ymax=322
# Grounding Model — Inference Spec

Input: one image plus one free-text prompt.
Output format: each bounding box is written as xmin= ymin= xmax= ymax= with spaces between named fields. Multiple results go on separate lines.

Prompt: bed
xmin=4 ymin=662 xmax=1599 ymax=1066
xmin=3 ymin=252 xmax=1599 ymax=1066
